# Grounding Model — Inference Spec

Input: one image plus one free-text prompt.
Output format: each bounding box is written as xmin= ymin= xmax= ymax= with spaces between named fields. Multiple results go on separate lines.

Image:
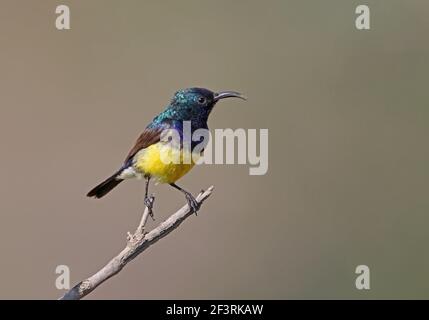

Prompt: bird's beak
xmin=214 ymin=91 xmax=247 ymax=102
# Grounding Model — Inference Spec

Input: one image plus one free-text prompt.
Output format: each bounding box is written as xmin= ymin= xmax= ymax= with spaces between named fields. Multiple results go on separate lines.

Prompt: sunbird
xmin=87 ymin=87 xmax=245 ymax=214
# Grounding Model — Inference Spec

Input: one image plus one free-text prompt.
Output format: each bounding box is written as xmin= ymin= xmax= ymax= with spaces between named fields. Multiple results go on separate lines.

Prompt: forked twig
xmin=59 ymin=186 xmax=214 ymax=300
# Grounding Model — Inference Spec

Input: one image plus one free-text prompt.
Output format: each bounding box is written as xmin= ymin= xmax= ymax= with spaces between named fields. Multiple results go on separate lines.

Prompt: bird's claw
xmin=185 ymin=192 xmax=200 ymax=215
xmin=144 ymin=195 xmax=155 ymax=220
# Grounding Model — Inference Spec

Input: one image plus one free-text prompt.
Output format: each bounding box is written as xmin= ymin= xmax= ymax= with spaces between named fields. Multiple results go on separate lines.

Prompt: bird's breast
xmin=132 ymin=142 xmax=199 ymax=184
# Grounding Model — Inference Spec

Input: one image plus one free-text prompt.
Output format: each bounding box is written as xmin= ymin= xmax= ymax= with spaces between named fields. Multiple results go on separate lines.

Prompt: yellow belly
xmin=133 ymin=143 xmax=197 ymax=184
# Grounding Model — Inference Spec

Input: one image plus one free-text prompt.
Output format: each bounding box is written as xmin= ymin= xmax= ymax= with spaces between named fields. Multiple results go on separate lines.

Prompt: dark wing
xmin=124 ymin=126 xmax=163 ymax=164
xmin=124 ymin=118 xmax=176 ymax=164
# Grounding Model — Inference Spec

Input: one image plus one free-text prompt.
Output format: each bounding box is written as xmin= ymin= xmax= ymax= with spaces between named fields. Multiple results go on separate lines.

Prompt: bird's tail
xmin=87 ymin=170 xmax=124 ymax=199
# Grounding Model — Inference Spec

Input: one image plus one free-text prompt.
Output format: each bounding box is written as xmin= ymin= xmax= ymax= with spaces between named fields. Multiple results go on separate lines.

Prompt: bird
xmin=87 ymin=87 xmax=246 ymax=215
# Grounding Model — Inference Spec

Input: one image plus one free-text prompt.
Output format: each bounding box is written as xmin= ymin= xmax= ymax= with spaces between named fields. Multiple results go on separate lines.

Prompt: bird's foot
xmin=184 ymin=192 xmax=200 ymax=215
xmin=144 ymin=194 xmax=155 ymax=220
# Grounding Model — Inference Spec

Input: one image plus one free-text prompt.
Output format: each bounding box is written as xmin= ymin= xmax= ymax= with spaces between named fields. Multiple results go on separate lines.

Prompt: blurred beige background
xmin=0 ymin=0 xmax=428 ymax=299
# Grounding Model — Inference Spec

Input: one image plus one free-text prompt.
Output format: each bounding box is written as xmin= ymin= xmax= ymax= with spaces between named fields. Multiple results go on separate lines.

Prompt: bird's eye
xmin=198 ymin=97 xmax=206 ymax=104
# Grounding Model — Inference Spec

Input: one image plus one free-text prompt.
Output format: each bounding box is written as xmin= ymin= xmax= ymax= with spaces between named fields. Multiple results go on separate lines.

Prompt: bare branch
xmin=59 ymin=186 xmax=214 ymax=300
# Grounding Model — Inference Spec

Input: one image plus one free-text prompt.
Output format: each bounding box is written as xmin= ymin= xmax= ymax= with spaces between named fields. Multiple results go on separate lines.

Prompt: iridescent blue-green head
xmin=170 ymin=87 xmax=246 ymax=124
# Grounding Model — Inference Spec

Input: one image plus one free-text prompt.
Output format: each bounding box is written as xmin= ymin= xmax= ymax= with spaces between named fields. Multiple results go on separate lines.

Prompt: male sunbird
xmin=87 ymin=87 xmax=245 ymax=214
